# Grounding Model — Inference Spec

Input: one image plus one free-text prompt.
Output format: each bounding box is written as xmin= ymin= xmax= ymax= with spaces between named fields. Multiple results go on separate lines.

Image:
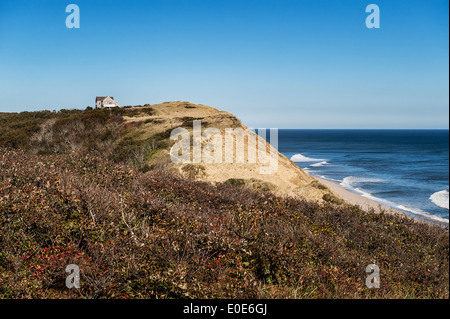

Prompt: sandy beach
xmin=315 ymin=176 xmax=449 ymax=227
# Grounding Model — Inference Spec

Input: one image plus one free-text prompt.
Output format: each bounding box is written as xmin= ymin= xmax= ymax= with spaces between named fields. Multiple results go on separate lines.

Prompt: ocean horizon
xmin=278 ymin=129 xmax=449 ymax=223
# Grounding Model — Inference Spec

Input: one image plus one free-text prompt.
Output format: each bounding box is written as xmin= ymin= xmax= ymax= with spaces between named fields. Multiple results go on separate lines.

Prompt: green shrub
xmin=227 ymin=178 xmax=246 ymax=187
xmin=322 ymin=193 xmax=344 ymax=205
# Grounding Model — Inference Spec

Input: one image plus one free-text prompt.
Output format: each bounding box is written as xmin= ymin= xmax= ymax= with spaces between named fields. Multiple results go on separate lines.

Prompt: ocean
xmin=277 ymin=130 xmax=449 ymax=224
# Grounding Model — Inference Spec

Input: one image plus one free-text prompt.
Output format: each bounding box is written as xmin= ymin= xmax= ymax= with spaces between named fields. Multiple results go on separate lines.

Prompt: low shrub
xmin=0 ymin=149 xmax=447 ymax=299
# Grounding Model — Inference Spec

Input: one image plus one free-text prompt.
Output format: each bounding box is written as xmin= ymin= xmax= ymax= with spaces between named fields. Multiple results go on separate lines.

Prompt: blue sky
xmin=0 ymin=0 xmax=448 ymax=128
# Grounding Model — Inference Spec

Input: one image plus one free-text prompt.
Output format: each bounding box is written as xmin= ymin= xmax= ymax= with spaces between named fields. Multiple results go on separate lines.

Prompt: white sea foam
xmin=310 ymin=161 xmax=328 ymax=167
xmin=349 ymin=182 xmax=448 ymax=224
xmin=318 ymin=176 xmax=449 ymax=224
xmin=430 ymin=189 xmax=449 ymax=210
xmin=341 ymin=176 xmax=385 ymax=188
xmin=352 ymin=187 xmax=398 ymax=207
xmin=397 ymin=205 xmax=449 ymax=224
xmin=339 ymin=176 xmax=398 ymax=208
xmin=290 ymin=154 xmax=325 ymax=162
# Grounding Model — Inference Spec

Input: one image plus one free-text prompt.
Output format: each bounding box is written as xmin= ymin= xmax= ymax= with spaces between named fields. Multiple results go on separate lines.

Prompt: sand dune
xmin=125 ymin=101 xmax=336 ymax=203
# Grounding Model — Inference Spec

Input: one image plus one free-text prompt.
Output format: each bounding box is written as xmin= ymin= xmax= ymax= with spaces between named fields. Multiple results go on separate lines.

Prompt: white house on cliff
xmin=95 ymin=96 xmax=119 ymax=108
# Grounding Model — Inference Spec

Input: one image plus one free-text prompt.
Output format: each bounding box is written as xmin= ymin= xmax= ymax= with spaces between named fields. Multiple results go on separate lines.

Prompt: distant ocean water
xmin=278 ymin=130 xmax=449 ymax=224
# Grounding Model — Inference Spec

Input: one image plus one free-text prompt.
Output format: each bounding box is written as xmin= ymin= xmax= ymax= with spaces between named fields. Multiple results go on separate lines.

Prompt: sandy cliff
xmin=122 ymin=101 xmax=339 ymax=203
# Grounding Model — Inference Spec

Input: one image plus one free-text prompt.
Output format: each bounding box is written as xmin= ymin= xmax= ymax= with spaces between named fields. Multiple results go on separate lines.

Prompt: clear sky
xmin=0 ymin=0 xmax=448 ymax=128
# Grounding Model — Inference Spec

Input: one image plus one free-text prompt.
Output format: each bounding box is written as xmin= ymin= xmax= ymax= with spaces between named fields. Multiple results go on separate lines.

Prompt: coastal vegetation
xmin=0 ymin=105 xmax=448 ymax=299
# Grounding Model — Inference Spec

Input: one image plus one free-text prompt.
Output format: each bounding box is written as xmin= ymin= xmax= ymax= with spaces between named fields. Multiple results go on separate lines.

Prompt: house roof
xmin=96 ymin=96 xmax=114 ymax=102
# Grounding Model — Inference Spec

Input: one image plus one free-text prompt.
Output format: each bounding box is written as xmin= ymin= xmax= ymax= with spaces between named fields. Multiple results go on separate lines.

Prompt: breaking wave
xmin=430 ymin=189 xmax=449 ymax=210
xmin=397 ymin=205 xmax=449 ymax=224
xmin=340 ymin=176 xmax=385 ymax=188
xmin=310 ymin=161 xmax=328 ymax=167
xmin=290 ymin=154 xmax=325 ymax=162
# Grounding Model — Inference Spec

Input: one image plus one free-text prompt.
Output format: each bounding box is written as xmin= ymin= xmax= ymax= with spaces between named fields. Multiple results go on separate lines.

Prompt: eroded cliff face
xmin=122 ymin=101 xmax=341 ymax=203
